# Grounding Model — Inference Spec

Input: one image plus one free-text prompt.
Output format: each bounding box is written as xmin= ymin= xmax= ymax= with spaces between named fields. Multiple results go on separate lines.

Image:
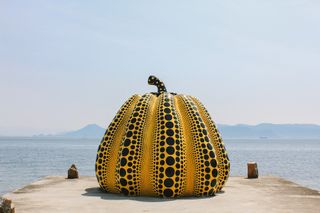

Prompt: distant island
xmin=32 ymin=123 xmax=320 ymax=139
xmin=218 ymin=123 xmax=320 ymax=139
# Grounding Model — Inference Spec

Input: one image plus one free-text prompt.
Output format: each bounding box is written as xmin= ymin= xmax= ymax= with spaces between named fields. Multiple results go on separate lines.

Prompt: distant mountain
xmin=33 ymin=123 xmax=320 ymax=139
xmin=217 ymin=123 xmax=320 ymax=139
xmin=57 ymin=124 xmax=105 ymax=139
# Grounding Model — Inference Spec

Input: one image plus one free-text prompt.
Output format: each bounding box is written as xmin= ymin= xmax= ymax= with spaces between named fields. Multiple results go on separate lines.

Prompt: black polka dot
xmin=165 ymin=115 xmax=172 ymax=120
xmin=124 ymin=139 xmax=131 ymax=146
xmin=166 ymin=156 xmax=175 ymax=165
xmin=212 ymin=169 xmax=218 ymax=177
xmin=120 ymin=158 xmax=127 ymax=166
xmin=164 ymin=108 xmax=171 ymax=113
xmin=164 ymin=189 xmax=173 ymax=197
xmin=133 ymin=112 xmax=139 ymax=117
xmin=165 ymin=167 xmax=174 ymax=177
xmin=166 ymin=129 xmax=174 ymax=136
xmin=166 ymin=137 xmax=174 ymax=145
xmin=120 ymin=168 xmax=126 ymax=177
xmin=120 ymin=178 xmax=127 ymax=186
xmin=122 ymin=148 xmax=129 ymax=156
xmin=126 ymin=131 xmax=133 ymax=137
xmin=210 ymin=159 xmax=217 ymax=167
xmin=164 ymin=178 xmax=174 ymax=187
xmin=166 ymin=146 xmax=175 ymax=155
xmin=209 ymin=151 xmax=215 ymax=158
xmin=165 ymin=122 xmax=174 ymax=128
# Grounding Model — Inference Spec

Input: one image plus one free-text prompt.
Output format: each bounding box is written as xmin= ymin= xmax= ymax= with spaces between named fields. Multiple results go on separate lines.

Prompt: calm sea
xmin=0 ymin=138 xmax=319 ymax=195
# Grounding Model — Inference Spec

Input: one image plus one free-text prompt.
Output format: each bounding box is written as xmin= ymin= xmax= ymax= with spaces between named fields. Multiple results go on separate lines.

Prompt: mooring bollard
xmin=247 ymin=162 xmax=258 ymax=178
xmin=0 ymin=197 xmax=15 ymax=213
xmin=67 ymin=164 xmax=79 ymax=179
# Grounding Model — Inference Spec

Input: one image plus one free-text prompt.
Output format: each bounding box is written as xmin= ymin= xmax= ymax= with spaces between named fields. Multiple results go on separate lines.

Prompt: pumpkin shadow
xmin=82 ymin=187 xmax=171 ymax=202
xmin=82 ymin=187 xmax=215 ymax=202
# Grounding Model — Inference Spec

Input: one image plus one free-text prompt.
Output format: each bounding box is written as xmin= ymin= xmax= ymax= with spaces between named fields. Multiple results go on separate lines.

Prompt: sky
xmin=0 ymin=0 xmax=319 ymax=136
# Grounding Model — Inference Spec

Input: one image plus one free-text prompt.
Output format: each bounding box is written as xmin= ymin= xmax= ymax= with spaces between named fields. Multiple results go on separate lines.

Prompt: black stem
xmin=148 ymin=75 xmax=167 ymax=94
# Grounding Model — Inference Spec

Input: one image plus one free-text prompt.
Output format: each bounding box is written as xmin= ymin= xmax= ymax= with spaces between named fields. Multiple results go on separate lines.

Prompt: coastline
xmin=2 ymin=176 xmax=320 ymax=213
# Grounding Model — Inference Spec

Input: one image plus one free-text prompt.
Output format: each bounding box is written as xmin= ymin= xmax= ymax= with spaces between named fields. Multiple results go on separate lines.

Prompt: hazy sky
xmin=1 ymin=1 xmax=319 ymax=136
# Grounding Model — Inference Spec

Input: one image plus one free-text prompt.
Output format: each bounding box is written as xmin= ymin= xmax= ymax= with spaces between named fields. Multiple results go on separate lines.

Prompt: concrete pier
xmin=3 ymin=176 xmax=320 ymax=213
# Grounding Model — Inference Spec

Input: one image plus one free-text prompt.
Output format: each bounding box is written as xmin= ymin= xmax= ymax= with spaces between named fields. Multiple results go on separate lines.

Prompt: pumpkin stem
xmin=148 ymin=75 xmax=167 ymax=94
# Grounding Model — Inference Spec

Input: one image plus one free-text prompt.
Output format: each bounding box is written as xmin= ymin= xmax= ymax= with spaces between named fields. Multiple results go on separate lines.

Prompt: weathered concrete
xmin=3 ymin=176 xmax=320 ymax=213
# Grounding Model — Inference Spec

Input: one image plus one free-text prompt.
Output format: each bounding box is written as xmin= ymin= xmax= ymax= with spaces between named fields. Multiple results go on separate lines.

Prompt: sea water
xmin=0 ymin=138 xmax=319 ymax=195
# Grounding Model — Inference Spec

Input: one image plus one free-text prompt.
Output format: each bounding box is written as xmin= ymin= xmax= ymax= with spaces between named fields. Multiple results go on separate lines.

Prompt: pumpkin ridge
xmin=170 ymin=95 xmax=187 ymax=197
xmin=190 ymin=97 xmax=230 ymax=191
xmin=140 ymin=94 xmax=158 ymax=196
xmin=151 ymin=93 xmax=186 ymax=197
xmin=151 ymin=93 xmax=163 ymax=195
xmin=96 ymin=94 xmax=140 ymax=192
xmin=173 ymin=95 xmax=195 ymax=196
xmin=115 ymin=94 xmax=152 ymax=196
xmin=181 ymin=95 xmax=219 ymax=196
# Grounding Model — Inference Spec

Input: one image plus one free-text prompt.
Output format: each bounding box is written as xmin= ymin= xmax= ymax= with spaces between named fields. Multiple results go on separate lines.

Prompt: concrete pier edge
xmin=2 ymin=176 xmax=320 ymax=213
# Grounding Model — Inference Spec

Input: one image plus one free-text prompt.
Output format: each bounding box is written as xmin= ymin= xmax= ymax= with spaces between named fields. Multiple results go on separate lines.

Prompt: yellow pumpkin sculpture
xmin=96 ymin=76 xmax=230 ymax=197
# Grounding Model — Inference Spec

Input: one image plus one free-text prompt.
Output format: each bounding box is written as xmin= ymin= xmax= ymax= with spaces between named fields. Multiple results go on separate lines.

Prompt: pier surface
xmin=3 ymin=176 xmax=320 ymax=213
